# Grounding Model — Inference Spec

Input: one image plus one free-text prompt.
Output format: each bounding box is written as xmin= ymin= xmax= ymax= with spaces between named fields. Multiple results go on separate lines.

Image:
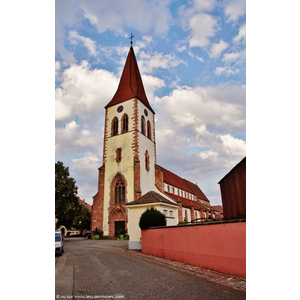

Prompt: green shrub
xmin=93 ymin=235 xmax=100 ymax=240
xmin=93 ymin=228 xmax=103 ymax=238
xmin=116 ymin=228 xmax=128 ymax=240
xmin=139 ymin=208 xmax=166 ymax=230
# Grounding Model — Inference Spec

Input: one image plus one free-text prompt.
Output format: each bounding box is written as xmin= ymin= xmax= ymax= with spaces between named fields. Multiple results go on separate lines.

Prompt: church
xmin=91 ymin=44 xmax=220 ymax=249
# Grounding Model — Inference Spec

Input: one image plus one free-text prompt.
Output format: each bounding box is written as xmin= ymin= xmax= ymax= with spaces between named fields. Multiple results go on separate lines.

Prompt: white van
xmin=55 ymin=231 xmax=64 ymax=256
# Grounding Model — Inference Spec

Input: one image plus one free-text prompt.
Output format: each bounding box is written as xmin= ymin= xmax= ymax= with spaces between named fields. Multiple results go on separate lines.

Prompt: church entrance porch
xmin=108 ymin=206 xmax=127 ymax=239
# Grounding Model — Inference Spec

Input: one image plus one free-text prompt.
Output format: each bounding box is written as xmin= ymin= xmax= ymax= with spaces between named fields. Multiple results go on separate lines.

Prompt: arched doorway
xmin=109 ymin=207 xmax=127 ymax=238
xmin=109 ymin=173 xmax=128 ymax=238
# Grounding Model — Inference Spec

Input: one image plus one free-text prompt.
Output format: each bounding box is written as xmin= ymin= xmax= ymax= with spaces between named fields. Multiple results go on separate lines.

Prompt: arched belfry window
xmin=147 ymin=121 xmax=151 ymax=140
xmin=112 ymin=117 xmax=118 ymax=136
xmin=141 ymin=116 xmax=145 ymax=135
xmin=114 ymin=176 xmax=126 ymax=204
xmin=122 ymin=114 xmax=129 ymax=133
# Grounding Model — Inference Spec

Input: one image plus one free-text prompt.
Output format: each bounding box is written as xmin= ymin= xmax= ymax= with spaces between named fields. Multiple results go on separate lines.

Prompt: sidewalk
xmin=114 ymin=247 xmax=246 ymax=292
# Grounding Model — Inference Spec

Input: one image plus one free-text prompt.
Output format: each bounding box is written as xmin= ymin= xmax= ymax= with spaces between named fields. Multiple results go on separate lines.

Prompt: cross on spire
xmin=129 ymin=33 xmax=135 ymax=46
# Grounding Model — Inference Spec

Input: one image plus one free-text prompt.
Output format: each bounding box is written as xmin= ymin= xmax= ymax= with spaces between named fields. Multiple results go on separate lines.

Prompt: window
xmin=114 ymin=177 xmax=125 ymax=204
xmin=141 ymin=116 xmax=145 ymax=135
xmin=163 ymin=210 xmax=167 ymax=216
xmin=116 ymin=148 xmax=122 ymax=162
xmin=169 ymin=210 xmax=173 ymax=217
xmin=145 ymin=150 xmax=150 ymax=171
xmin=112 ymin=117 xmax=118 ymax=136
xmin=122 ymin=114 xmax=129 ymax=133
xmin=147 ymin=121 xmax=151 ymax=140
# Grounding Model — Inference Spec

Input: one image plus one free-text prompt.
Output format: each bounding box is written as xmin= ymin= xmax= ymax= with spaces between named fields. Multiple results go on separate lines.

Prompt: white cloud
xmin=193 ymin=0 xmax=215 ymax=11
xmin=142 ymin=75 xmax=165 ymax=103
xmin=210 ymin=39 xmax=229 ymax=58
xmin=199 ymin=149 xmax=218 ymax=160
xmin=55 ymin=61 xmax=61 ymax=81
xmin=138 ymin=51 xmax=185 ymax=74
xmin=71 ymin=152 xmax=101 ymax=170
xmin=70 ymin=153 xmax=102 ymax=204
xmin=233 ymin=23 xmax=246 ymax=43
xmin=79 ymin=0 xmax=172 ymax=36
xmin=154 ymin=84 xmax=245 ymax=133
xmin=196 ymin=56 xmax=204 ymax=62
xmin=219 ymin=134 xmax=246 ymax=156
xmin=179 ymin=0 xmax=218 ymax=49
xmin=55 ymin=61 xmax=119 ymax=122
xmin=214 ymin=66 xmax=240 ymax=76
xmin=55 ymin=0 xmax=81 ymax=64
xmin=55 ymin=120 xmax=102 ymax=157
xmin=222 ymin=49 xmax=246 ymax=63
xmin=223 ymin=0 xmax=246 ymax=22
xmin=188 ymin=13 xmax=218 ymax=48
xmin=68 ymin=31 xmax=98 ymax=57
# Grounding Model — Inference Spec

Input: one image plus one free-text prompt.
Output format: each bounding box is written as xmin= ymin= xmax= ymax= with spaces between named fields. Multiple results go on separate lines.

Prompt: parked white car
xmin=55 ymin=231 xmax=64 ymax=256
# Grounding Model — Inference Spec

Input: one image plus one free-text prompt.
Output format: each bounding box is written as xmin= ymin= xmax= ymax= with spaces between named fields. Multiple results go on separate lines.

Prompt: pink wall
xmin=142 ymin=221 xmax=246 ymax=278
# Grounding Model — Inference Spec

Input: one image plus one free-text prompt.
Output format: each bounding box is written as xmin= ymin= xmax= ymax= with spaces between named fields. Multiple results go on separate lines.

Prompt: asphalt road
xmin=55 ymin=238 xmax=245 ymax=300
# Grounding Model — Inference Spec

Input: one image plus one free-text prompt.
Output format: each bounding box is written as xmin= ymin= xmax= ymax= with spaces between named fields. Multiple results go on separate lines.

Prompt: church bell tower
xmin=91 ymin=45 xmax=157 ymax=238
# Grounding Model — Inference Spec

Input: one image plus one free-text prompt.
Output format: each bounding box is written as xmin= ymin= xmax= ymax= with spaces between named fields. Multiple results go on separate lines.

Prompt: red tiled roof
xmin=164 ymin=192 xmax=209 ymax=211
xmin=78 ymin=199 xmax=92 ymax=210
xmin=105 ymin=46 xmax=155 ymax=114
xmin=126 ymin=191 xmax=178 ymax=207
xmin=158 ymin=165 xmax=194 ymax=193
xmin=184 ymin=179 xmax=209 ymax=202
xmin=158 ymin=165 xmax=209 ymax=202
xmin=211 ymin=205 xmax=223 ymax=213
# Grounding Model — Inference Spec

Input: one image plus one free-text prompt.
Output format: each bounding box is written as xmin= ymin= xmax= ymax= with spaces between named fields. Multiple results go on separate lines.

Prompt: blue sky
xmin=55 ymin=0 xmax=246 ymax=206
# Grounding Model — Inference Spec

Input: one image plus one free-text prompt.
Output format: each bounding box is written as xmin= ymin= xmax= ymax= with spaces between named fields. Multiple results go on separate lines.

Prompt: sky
xmin=55 ymin=0 xmax=246 ymax=206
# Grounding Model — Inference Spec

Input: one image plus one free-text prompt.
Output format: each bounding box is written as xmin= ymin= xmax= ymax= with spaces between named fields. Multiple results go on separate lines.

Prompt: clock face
xmin=117 ymin=105 xmax=123 ymax=113
xmin=144 ymin=109 xmax=148 ymax=116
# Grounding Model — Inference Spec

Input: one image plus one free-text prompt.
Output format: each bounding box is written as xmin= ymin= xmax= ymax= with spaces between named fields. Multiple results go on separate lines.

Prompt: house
xmin=91 ymin=44 xmax=216 ymax=249
xmin=78 ymin=199 xmax=92 ymax=211
xmin=211 ymin=205 xmax=224 ymax=220
xmin=218 ymin=157 xmax=246 ymax=220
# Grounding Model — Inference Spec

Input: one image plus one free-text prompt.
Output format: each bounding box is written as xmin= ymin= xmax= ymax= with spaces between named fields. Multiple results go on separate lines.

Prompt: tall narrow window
xmin=122 ymin=114 xmax=129 ymax=133
xmin=114 ymin=176 xmax=125 ymax=204
xmin=116 ymin=148 xmax=122 ymax=162
xmin=141 ymin=116 xmax=145 ymax=135
xmin=145 ymin=150 xmax=150 ymax=171
xmin=147 ymin=121 xmax=151 ymax=140
xmin=112 ymin=117 xmax=118 ymax=136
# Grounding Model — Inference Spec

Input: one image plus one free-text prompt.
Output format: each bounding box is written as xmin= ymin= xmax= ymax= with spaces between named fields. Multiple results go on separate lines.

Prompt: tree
xmin=55 ymin=161 xmax=80 ymax=228
xmin=72 ymin=204 xmax=91 ymax=231
xmin=139 ymin=207 xmax=166 ymax=230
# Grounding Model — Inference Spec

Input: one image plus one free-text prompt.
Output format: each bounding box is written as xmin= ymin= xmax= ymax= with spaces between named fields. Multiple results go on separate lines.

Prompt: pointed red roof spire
xmin=105 ymin=46 xmax=155 ymax=113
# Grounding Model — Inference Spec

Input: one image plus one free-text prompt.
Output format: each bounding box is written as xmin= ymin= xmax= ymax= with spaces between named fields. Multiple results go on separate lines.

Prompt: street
xmin=55 ymin=238 xmax=246 ymax=300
